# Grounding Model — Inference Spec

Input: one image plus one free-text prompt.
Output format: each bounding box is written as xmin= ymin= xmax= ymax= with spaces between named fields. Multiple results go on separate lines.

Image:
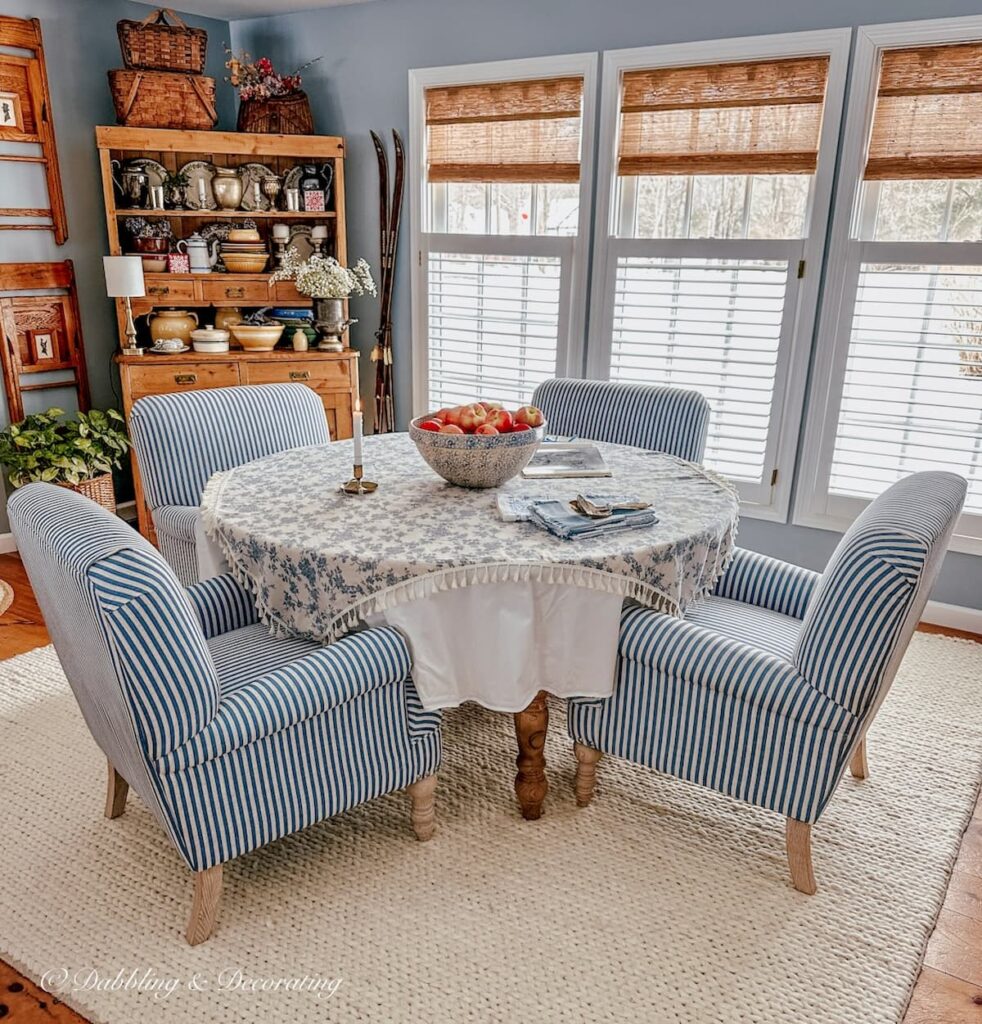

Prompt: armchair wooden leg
xmin=786 ymin=819 xmax=817 ymax=895
xmin=186 ymin=864 xmax=223 ymax=946
xmin=573 ymin=742 xmax=603 ymax=807
xmin=104 ymin=761 xmax=128 ymax=819
xmin=849 ymin=737 xmax=869 ymax=780
xmin=407 ymin=774 xmax=437 ymax=841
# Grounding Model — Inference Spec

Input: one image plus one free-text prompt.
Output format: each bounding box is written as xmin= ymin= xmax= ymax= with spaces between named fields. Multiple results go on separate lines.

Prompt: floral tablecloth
xmin=201 ymin=433 xmax=740 ymax=710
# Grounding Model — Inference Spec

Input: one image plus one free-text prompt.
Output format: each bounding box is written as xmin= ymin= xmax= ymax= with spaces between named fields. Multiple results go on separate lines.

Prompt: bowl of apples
xmin=409 ymin=401 xmax=546 ymax=488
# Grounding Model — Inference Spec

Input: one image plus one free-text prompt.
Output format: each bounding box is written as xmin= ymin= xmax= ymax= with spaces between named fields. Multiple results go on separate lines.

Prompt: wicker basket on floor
xmin=60 ymin=473 xmax=116 ymax=515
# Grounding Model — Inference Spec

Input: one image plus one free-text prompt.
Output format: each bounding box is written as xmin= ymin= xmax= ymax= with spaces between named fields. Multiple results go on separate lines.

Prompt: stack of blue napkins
xmin=529 ymin=496 xmax=658 ymax=541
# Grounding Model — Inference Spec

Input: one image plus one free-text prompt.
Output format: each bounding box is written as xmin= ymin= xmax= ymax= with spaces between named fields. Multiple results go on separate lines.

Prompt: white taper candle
xmin=353 ymin=399 xmax=364 ymax=465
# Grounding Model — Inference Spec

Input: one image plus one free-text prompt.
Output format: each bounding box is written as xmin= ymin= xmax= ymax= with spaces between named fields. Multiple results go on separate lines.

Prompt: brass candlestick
xmin=342 ymin=463 xmax=378 ymax=495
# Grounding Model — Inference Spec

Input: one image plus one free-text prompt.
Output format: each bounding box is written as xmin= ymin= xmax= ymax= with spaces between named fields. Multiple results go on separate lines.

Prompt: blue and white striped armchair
xmin=568 ymin=472 xmax=966 ymax=893
xmin=531 ymin=378 xmax=710 ymax=462
xmin=9 ymin=483 xmax=441 ymax=944
xmin=129 ymin=383 xmax=331 ymax=585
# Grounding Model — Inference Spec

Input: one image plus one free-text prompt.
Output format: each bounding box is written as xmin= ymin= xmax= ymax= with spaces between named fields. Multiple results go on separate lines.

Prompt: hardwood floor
xmin=0 ymin=551 xmax=979 ymax=1023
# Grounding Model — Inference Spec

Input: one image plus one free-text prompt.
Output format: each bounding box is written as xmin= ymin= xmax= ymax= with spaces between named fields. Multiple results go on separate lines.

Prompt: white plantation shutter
xmin=609 ymin=249 xmax=799 ymax=487
xmin=424 ymin=240 xmax=571 ymax=408
xmin=828 ymin=256 xmax=982 ymax=518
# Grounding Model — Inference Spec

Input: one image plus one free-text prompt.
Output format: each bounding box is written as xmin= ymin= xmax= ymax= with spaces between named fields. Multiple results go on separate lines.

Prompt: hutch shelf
xmin=97 ymin=125 xmax=357 ymax=540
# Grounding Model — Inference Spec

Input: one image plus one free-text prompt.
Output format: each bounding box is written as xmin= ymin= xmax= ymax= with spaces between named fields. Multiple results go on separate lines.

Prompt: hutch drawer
xmin=241 ymin=357 xmax=353 ymax=389
xmin=199 ymin=278 xmax=271 ymax=304
xmin=145 ymin=279 xmax=197 ymax=303
xmin=124 ymin=360 xmax=241 ymax=402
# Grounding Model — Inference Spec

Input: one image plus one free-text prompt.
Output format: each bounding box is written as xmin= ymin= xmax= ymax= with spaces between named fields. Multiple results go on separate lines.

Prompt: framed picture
xmin=31 ymin=331 xmax=54 ymax=361
xmin=0 ymin=90 xmax=22 ymax=132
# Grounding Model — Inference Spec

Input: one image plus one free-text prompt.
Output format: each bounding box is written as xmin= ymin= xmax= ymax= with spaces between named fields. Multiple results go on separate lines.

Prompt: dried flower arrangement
xmin=224 ymin=47 xmax=320 ymax=101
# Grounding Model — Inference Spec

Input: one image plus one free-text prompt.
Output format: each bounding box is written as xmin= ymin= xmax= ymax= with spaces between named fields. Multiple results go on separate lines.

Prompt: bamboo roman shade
xmin=865 ymin=42 xmax=982 ymax=180
xmin=617 ymin=56 xmax=829 ymax=177
xmin=425 ymin=76 xmax=584 ymax=184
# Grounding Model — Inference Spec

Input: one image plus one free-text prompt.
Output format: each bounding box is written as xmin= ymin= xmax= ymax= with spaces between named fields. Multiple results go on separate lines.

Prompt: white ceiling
xmin=171 ymin=0 xmax=378 ymax=22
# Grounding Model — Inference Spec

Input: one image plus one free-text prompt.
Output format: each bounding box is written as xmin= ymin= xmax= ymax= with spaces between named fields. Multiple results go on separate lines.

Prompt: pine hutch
xmin=97 ymin=125 xmax=358 ymax=538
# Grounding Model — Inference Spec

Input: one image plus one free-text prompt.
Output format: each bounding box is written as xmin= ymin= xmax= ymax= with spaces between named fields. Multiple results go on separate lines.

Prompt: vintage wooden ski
xmin=371 ymin=129 xmax=404 ymax=433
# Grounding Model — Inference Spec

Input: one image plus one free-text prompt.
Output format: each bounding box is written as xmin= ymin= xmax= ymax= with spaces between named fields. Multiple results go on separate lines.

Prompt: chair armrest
xmin=713 ymin=547 xmax=820 ymax=620
xmin=619 ymin=606 xmax=855 ymax=732
xmin=151 ymin=504 xmax=199 ymax=541
xmin=158 ymin=626 xmax=413 ymax=772
xmin=185 ymin=574 xmax=258 ymax=639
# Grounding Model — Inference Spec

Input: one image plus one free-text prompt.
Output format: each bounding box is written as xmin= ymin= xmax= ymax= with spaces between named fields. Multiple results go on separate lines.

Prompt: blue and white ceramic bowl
xmin=408 ymin=416 xmax=545 ymax=488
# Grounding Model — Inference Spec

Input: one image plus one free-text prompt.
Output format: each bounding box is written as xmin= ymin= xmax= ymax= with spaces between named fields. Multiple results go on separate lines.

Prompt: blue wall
xmin=232 ymin=0 xmax=982 ymax=609
xmin=0 ymin=0 xmax=233 ymax=528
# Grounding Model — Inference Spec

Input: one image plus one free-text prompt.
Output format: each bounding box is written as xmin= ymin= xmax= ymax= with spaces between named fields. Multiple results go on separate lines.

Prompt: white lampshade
xmin=103 ymin=255 xmax=145 ymax=298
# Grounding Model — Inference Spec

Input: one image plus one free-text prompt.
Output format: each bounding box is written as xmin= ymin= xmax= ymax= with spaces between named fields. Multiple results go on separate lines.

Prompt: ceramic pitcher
xmin=177 ymin=232 xmax=219 ymax=274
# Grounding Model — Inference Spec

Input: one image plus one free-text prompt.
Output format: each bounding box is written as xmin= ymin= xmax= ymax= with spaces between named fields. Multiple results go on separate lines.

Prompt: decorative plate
xmin=284 ymin=166 xmax=303 ymax=193
xmin=124 ymin=158 xmax=167 ymax=190
xmin=288 ymin=224 xmax=314 ymax=260
xmin=181 ymin=160 xmax=218 ymax=211
xmin=199 ymin=219 xmax=257 ymax=243
xmin=238 ymin=162 xmax=276 ymax=212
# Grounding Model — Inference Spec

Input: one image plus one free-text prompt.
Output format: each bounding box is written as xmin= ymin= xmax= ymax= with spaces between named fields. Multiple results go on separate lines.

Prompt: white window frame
xmin=408 ymin=53 xmax=598 ymax=416
xmin=588 ymin=29 xmax=850 ymax=520
xmin=795 ymin=15 xmax=982 ymax=555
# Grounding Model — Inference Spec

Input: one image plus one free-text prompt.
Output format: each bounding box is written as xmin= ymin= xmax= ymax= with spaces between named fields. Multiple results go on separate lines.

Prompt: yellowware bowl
xmin=223 ymin=254 xmax=269 ymax=274
xmin=227 ymin=228 xmax=261 ymax=243
xmin=229 ymin=323 xmax=284 ymax=351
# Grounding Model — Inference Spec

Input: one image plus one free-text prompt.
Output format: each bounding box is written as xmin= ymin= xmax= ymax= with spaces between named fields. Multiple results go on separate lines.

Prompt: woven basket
xmin=117 ymin=8 xmax=207 ymax=74
xmin=108 ymin=69 xmax=217 ymax=130
xmin=237 ymin=92 xmax=314 ymax=135
xmin=60 ymin=474 xmax=116 ymax=515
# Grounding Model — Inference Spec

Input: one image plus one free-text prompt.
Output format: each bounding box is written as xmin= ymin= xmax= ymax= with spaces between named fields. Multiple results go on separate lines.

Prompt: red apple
xmin=439 ymin=406 xmax=465 ymax=427
xmin=439 ymin=423 xmax=465 ymax=434
xmin=478 ymin=400 xmax=503 ymax=413
xmin=511 ymin=422 xmax=531 ymax=432
xmin=514 ymin=405 xmax=544 ymax=428
xmin=433 ymin=407 xmax=455 ymax=424
xmin=475 ymin=423 xmax=499 ymax=435
xmin=457 ymin=403 xmax=488 ymax=433
xmin=418 ymin=419 xmax=443 ymax=432
xmin=486 ymin=408 xmax=514 ymax=434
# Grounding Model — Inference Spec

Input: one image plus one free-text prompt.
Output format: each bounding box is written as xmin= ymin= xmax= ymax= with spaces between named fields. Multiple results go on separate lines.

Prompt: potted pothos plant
xmin=0 ymin=408 xmax=131 ymax=513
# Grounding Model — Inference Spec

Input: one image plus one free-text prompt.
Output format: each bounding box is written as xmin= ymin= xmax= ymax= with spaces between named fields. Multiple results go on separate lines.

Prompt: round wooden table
xmin=202 ymin=432 xmax=740 ymax=819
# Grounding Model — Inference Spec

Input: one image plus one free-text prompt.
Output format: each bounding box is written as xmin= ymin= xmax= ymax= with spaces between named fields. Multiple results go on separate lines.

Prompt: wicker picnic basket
xmin=108 ymin=69 xmax=217 ymax=129
xmin=117 ymin=8 xmax=207 ymax=74
xmin=60 ymin=473 xmax=116 ymax=515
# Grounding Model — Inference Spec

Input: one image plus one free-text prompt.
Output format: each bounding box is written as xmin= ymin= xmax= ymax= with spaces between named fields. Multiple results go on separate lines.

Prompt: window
xmin=797 ymin=19 xmax=982 ymax=553
xmin=410 ymin=57 xmax=596 ymax=412
xmin=590 ymin=33 xmax=848 ymax=514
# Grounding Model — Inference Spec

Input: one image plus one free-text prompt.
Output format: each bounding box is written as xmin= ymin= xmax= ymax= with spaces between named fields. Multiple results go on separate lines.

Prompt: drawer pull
xmin=225 ymin=286 xmax=245 ymax=298
xmin=148 ymin=286 xmax=170 ymax=297
xmin=289 ymin=371 xmax=311 ymax=381
xmin=174 ymin=373 xmax=198 ymax=385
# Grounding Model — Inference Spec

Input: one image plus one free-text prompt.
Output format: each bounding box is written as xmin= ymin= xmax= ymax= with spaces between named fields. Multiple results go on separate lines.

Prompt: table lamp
xmin=103 ymin=255 xmax=145 ymax=356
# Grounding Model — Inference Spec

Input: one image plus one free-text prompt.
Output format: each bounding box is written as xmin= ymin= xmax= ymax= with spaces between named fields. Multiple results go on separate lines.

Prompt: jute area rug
xmin=1 ymin=634 xmax=980 ymax=1024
